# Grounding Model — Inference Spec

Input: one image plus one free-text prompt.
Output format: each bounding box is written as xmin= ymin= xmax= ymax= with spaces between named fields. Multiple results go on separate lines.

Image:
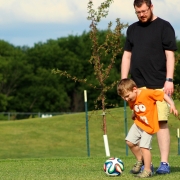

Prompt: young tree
xmin=87 ymin=0 xmax=128 ymax=135
xmin=87 ymin=0 xmax=128 ymax=156
xmin=52 ymin=0 xmax=128 ymax=156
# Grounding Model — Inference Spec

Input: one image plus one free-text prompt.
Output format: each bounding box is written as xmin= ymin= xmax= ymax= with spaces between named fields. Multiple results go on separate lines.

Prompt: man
xmin=121 ymin=0 xmax=177 ymax=175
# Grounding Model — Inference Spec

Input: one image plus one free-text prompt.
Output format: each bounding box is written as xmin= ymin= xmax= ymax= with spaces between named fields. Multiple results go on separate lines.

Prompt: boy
xmin=117 ymin=78 xmax=178 ymax=178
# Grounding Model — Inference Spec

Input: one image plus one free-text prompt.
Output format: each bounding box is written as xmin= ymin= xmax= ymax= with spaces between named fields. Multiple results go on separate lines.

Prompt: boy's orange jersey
xmin=128 ymin=89 xmax=164 ymax=134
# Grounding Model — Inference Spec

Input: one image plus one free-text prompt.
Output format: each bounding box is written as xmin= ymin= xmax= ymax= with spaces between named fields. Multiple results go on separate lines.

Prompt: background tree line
xmin=0 ymin=30 xmax=180 ymax=114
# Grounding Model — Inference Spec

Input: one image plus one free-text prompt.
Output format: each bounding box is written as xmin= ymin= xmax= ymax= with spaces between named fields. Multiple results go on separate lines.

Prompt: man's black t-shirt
xmin=124 ymin=17 xmax=177 ymax=88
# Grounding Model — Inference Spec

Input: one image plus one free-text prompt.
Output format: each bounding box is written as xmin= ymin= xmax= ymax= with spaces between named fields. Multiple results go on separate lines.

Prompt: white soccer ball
xmin=103 ymin=157 xmax=124 ymax=176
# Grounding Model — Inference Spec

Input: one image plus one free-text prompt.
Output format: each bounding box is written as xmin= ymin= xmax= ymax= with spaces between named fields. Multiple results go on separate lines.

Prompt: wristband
xmin=166 ymin=78 xmax=173 ymax=82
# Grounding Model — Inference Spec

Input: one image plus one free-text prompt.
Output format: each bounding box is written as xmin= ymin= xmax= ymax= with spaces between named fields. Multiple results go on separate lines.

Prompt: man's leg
xmin=157 ymin=121 xmax=170 ymax=162
xmin=156 ymin=121 xmax=170 ymax=174
xmin=156 ymin=96 xmax=170 ymax=174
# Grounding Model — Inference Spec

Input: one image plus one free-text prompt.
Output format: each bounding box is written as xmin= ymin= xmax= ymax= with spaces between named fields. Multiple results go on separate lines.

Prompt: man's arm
xmin=121 ymin=51 xmax=132 ymax=79
xmin=164 ymin=50 xmax=175 ymax=96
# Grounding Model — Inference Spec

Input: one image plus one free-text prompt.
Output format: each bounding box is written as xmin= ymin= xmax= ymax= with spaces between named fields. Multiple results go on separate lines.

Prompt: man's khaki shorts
xmin=140 ymin=87 xmax=170 ymax=121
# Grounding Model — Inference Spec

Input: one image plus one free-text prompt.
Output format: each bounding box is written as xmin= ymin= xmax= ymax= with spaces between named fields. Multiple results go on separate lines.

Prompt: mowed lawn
xmin=0 ymin=102 xmax=179 ymax=179
xmin=0 ymin=156 xmax=180 ymax=179
xmin=0 ymin=105 xmax=180 ymax=158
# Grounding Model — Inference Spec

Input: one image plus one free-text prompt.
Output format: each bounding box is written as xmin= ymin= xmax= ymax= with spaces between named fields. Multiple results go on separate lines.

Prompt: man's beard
xmin=139 ymin=11 xmax=153 ymax=23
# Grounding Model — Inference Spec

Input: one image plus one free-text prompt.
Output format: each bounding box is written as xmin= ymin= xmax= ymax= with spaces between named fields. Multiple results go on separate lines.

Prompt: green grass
xmin=0 ymin=156 xmax=180 ymax=179
xmin=0 ymin=102 xmax=180 ymax=158
xmin=0 ymin=102 xmax=179 ymax=179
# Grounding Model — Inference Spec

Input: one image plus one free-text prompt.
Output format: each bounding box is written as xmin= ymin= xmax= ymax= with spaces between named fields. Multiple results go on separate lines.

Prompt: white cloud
xmin=0 ymin=0 xmax=76 ymax=23
xmin=0 ymin=0 xmax=179 ymax=24
xmin=0 ymin=0 xmax=141 ymax=24
xmin=0 ymin=0 xmax=180 ymax=46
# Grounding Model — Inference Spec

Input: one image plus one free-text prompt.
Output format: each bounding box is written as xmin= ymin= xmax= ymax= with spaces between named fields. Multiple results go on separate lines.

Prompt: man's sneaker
xmin=130 ymin=161 xmax=144 ymax=174
xmin=156 ymin=162 xmax=170 ymax=174
xmin=135 ymin=170 xmax=153 ymax=178
xmin=140 ymin=163 xmax=154 ymax=174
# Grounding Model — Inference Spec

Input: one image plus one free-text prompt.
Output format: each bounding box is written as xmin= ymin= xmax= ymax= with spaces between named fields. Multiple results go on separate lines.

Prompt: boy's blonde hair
xmin=117 ymin=78 xmax=137 ymax=97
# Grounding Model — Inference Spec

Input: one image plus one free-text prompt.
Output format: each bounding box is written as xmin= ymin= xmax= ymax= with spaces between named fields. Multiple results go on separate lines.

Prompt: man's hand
xmin=164 ymin=81 xmax=174 ymax=96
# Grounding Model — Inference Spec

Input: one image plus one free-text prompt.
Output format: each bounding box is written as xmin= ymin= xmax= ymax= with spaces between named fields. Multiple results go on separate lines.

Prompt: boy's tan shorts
xmin=125 ymin=123 xmax=153 ymax=149
xmin=140 ymin=87 xmax=170 ymax=121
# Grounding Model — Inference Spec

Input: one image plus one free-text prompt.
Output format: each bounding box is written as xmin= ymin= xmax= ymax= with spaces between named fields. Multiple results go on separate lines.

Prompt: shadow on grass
xmin=153 ymin=166 xmax=180 ymax=174
xmin=170 ymin=166 xmax=180 ymax=173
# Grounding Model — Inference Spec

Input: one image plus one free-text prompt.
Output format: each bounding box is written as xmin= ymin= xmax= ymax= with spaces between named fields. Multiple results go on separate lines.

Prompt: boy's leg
xmin=135 ymin=132 xmax=153 ymax=178
xmin=125 ymin=123 xmax=142 ymax=161
xmin=140 ymin=148 xmax=151 ymax=172
xmin=126 ymin=140 xmax=143 ymax=174
xmin=126 ymin=140 xmax=143 ymax=161
xmin=125 ymin=123 xmax=143 ymax=174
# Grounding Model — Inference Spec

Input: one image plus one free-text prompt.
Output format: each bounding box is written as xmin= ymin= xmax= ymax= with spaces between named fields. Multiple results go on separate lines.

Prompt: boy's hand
xmin=170 ymin=105 xmax=178 ymax=116
xmin=131 ymin=111 xmax=136 ymax=120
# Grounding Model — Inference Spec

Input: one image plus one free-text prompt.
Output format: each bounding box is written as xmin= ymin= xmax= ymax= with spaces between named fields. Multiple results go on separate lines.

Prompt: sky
xmin=0 ymin=0 xmax=180 ymax=47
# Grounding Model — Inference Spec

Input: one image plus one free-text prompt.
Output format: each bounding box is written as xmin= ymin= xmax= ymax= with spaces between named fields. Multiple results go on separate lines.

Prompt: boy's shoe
xmin=156 ymin=162 xmax=170 ymax=174
xmin=130 ymin=161 xmax=144 ymax=174
xmin=135 ymin=170 xmax=153 ymax=178
xmin=140 ymin=163 xmax=154 ymax=174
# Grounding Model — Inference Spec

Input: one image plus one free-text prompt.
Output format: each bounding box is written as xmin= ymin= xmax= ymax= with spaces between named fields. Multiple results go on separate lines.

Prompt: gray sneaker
xmin=135 ymin=169 xmax=153 ymax=178
xmin=130 ymin=161 xmax=144 ymax=174
xmin=140 ymin=163 xmax=154 ymax=174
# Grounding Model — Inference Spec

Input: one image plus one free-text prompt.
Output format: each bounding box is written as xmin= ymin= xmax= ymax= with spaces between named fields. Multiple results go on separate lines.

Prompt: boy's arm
xmin=164 ymin=93 xmax=178 ymax=116
xmin=132 ymin=110 xmax=136 ymax=120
